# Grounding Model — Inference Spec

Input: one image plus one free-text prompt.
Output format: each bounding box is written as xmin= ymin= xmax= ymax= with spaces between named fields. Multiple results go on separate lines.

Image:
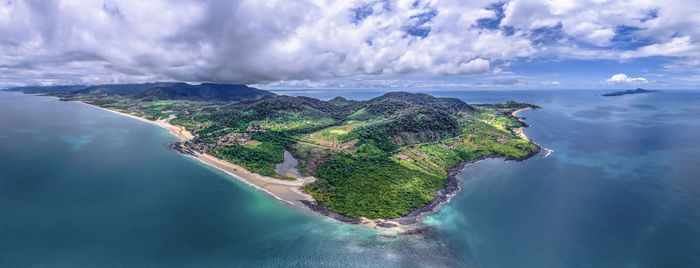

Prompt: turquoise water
xmin=2 ymin=90 xmax=700 ymax=267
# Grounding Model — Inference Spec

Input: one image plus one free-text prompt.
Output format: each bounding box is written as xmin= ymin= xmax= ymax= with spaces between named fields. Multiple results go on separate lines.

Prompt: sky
xmin=1 ymin=0 xmax=699 ymax=90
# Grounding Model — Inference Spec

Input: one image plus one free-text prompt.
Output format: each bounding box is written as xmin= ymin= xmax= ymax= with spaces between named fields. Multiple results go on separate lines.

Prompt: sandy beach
xmin=79 ymin=102 xmax=194 ymax=141
xmin=511 ymin=107 xmax=532 ymax=141
xmin=194 ymin=153 xmax=316 ymax=205
xmin=77 ymin=100 xmax=410 ymax=231
xmin=77 ymin=101 xmax=316 ymax=206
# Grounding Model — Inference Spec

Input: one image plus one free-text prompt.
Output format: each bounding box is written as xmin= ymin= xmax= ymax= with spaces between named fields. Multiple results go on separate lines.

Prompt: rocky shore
xmin=168 ymin=142 xmax=197 ymax=157
xmin=299 ymin=200 xmax=362 ymax=224
xmin=391 ymin=143 xmax=541 ymax=225
xmin=300 ymin=143 xmax=542 ymax=228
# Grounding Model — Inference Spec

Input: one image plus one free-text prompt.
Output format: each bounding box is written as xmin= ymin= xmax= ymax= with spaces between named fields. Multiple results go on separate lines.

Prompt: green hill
xmin=135 ymin=83 xmax=275 ymax=102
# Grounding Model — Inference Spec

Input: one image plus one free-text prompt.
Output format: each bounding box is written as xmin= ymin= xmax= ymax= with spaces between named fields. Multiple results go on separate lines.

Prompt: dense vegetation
xmin=307 ymin=154 xmax=443 ymax=218
xmin=13 ymin=84 xmax=540 ymax=219
xmin=214 ymin=142 xmax=284 ymax=177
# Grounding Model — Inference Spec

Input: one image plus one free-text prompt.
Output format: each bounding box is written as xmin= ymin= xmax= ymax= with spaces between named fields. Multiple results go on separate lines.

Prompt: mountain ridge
xmin=6 ymin=82 xmax=276 ymax=102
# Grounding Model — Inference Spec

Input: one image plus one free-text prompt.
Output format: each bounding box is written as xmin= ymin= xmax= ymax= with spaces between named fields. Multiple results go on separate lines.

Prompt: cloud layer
xmin=0 ymin=0 xmax=699 ymax=87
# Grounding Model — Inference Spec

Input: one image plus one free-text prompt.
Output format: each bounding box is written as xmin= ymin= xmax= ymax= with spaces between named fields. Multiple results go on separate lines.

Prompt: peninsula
xmin=7 ymin=83 xmax=540 ymax=227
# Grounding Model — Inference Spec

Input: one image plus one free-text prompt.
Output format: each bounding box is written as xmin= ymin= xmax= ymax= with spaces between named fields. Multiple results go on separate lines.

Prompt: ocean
xmin=1 ymin=89 xmax=699 ymax=267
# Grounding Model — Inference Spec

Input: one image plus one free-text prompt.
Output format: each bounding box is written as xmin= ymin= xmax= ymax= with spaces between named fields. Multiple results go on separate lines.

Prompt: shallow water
xmin=2 ymin=90 xmax=700 ymax=267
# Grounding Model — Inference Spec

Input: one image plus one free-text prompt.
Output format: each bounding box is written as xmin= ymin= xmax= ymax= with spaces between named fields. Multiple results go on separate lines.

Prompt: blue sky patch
xmin=405 ymin=9 xmax=437 ymax=38
xmin=530 ymin=23 xmax=566 ymax=45
xmin=477 ymin=2 xmax=505 ymax=30
xmin=411 ymin=0 xmax=420 ymax=9
xmin=640 ymin=9 xmax=658 ymax=22
xmin=610 ymin=25 xmax=655 ymax=49
xmin=351 ymin=4 xmax=374 ymax=24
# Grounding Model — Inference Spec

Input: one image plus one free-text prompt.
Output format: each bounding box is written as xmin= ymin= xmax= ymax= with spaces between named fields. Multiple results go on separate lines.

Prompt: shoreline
xmin=392 ymin=143 xmax=541 ymax=225
xmin=192 ymin=151 xmax=316 ymax=206
xmin=78 ymin=101 xmax=195 ymax=142
xmin=76 ymin=101 xmax=317 ymax=207
xmin=307 ymin=146 xmax=542 ymax=227
xmin=512 ymin=107 xmax=532 ymax=141
xmin=78 ymin=100 xmax=408 ymax=231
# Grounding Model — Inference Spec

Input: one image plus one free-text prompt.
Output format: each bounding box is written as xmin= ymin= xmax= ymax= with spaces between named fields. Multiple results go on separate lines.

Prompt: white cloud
xmin=434 ymin=58 xmax=490 ymax=75
xmin=622 ymin=37 xmax=700 ymax=59
xmin=605 ymin=74 xmax=648 ymax=84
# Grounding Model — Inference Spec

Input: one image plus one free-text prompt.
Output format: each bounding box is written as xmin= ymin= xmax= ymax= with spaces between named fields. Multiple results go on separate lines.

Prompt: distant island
xmin=6 ymin=83 xmax=540 ymax=229
xmin=602 ymin=88 xmax=658 ymax=97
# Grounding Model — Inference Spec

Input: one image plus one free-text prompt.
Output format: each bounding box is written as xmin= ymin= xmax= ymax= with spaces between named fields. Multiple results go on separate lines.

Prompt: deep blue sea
xmin=1 ymin=89 xmax=699 ymax=267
